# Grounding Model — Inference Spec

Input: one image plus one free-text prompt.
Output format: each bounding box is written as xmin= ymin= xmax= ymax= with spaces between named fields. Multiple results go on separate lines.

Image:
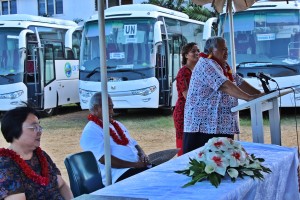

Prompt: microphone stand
xmin=259 ymin=78 xmax=270 ymax=93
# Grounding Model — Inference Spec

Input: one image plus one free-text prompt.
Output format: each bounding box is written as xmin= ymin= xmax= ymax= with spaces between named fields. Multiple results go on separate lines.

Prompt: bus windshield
xmin=81 ymin=18 xmax=155 ymax=72
xmin=220 ymin=9 xmax=300 ymax=71
xmin=0 ymin=29 xmax=22 ymax=75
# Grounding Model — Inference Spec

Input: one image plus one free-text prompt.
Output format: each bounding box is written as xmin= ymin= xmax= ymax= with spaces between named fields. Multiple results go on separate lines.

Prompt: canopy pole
xmin=228 ymin=0 xmax=236 ymax=73
xmin=97 ymin=0 xmax=112 ymax=186
xmin=228 ymin=0 xmax=240 ymax=141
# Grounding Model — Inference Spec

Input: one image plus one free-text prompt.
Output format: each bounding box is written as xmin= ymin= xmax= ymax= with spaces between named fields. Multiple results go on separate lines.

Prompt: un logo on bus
xmin=65 ymin=62 xmax=72 ymax=78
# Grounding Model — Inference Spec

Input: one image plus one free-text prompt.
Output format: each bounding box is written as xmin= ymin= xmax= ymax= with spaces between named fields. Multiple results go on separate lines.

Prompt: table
xmin=89 ymin=142 xmax=299 ymax=200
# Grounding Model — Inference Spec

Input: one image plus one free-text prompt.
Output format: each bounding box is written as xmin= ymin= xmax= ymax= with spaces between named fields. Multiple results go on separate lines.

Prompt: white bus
xmin=0 ymin=14 xmax=81 ymax=116
xmin=216 ymin=1 xmax=300 ymax=107
xmin=79 ymin=4 xmax=207 ymax=111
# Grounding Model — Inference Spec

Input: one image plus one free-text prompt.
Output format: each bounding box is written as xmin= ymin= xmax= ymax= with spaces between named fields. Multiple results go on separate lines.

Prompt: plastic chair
xmin=64 ymin=151 xmax=104 ymax=197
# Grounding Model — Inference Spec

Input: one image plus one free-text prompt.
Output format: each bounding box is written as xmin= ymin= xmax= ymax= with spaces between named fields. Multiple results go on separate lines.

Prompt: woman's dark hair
xmin=181 ymin=42 xmax=197 ymax=65
xmin=203 ymin=36 xmax=225 ymax=54
xmin=1 ymin=106 xmax=39 ymax=143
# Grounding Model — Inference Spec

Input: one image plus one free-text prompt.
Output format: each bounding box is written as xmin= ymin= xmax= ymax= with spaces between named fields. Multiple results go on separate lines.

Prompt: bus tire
xmin=41 ymin=108 xmax=56 ymax=117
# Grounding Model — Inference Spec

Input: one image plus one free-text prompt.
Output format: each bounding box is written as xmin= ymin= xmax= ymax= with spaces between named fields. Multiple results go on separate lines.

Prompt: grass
xmin=38 ymin=106 xmax=300 ymax=134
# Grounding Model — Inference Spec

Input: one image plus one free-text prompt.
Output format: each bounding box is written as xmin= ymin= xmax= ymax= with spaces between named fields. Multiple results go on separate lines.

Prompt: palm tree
xmin=142 ymin=0 xmax=216 ymax=22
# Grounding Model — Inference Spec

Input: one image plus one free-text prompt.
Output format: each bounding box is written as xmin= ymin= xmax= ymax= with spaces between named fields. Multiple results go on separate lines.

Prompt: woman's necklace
xmin=88 ymin=114 xmax=129 ymax=146
xmin=0 ymin=147 xmax=49 ymax=186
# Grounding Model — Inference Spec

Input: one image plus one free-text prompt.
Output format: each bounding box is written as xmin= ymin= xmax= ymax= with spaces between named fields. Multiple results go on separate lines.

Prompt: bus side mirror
xmin=203 ymin=17 xmax=218 ymax=41
xmin=154 ymin=21 xmax=163 ymax=46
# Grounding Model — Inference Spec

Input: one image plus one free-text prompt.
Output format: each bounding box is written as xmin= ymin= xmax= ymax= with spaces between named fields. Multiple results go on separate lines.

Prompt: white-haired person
xmin=183 ymin=36 xmax=264 ymax=154
xmin=80 ymin=92 xmax=151 ymax=185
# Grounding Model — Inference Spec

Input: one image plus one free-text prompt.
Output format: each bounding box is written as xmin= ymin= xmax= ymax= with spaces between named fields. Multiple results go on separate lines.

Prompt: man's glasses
xmin=24 ymin=125 xmax=43 ymax=133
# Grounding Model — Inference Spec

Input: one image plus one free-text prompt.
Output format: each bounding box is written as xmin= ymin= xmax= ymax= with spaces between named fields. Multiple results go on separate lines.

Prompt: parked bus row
xmin=1 ymin=1 xmax=300 ymax=116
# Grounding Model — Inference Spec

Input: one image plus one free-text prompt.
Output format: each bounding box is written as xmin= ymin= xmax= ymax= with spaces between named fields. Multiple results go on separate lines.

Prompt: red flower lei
xmin=0 ymin=147 xmax=49 ymax=186
xmin=199 ymin=52 xmax=234 ymax=82
xmin=88 ymin=114 xmax=129 ymax=146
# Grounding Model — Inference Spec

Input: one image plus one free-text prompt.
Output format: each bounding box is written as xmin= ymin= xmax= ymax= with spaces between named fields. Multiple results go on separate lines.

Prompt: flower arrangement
xmin=175 ymin=137 xmax=271 ymax=188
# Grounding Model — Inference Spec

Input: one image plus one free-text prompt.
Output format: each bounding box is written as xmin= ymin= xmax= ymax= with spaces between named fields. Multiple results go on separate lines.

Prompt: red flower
xmin=214 ymin=141 xmax=224 ymax=148
xmin=212 ymin=156 xmax=222 ymax=166
xmin=0 ymin=147 xmax=49 ymax=186
xmin=232 ymin=152 xmax=241 ymax=160
xmin=88 ymin=114 xmax=129 ymax=146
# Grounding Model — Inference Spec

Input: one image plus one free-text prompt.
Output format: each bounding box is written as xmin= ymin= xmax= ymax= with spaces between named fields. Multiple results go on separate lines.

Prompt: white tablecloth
xmin=92 ymin=142 xmax=299 ymax=200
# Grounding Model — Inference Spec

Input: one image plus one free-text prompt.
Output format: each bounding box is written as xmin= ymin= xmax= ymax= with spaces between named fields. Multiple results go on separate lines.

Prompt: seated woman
xmin=0 ymin=106 xmax=73 ymax=199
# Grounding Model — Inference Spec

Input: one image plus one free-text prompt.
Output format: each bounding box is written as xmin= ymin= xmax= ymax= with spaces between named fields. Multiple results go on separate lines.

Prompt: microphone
xmin=246 ymin=72 xmax=270 ymax=93
xmin=247 ymin=72 xmax=258 ymax=78
xmin=257 ymin=72 xmax=275 ymax=82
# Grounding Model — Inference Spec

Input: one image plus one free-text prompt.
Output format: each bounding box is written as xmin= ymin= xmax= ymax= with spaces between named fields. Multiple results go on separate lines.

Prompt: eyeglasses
xmin=24 ymin=125 xmax=43 ymax=133
xmin=190 ymin=49 xmax=200 ymax=54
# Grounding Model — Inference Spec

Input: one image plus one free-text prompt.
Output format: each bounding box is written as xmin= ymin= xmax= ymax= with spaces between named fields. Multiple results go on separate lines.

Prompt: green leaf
xmin=208 ymin=173 xmax=221 ymax=188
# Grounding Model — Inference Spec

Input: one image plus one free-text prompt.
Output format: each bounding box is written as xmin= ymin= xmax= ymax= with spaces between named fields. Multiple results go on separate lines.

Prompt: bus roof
xmin=0 ymin=14 xmax=77 ymax=26
xmin=248 ymin=0 xmax=300 ymax=10
xmin=87 ymin=4 xmax=191 ymax=22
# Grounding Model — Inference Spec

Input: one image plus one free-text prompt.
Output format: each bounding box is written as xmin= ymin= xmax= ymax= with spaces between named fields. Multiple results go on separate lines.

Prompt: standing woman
xmin=0 ymin=106 xmax=73 ymax=199
xmin=173 ymin=42 xmax=199 ymax=156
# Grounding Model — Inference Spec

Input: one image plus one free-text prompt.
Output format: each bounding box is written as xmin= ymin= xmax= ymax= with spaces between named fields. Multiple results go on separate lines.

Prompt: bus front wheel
xmin=41 ymin=108 xmax=56 ymax=117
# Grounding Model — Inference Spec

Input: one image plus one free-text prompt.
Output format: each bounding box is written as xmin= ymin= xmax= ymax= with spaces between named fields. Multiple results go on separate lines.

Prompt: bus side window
xmin=66 ymin=49 xmax=75 ymax=59
xmin=54 ymin=49 xmax=64 ymax=59
xmin=72 ymin=45 xmax=80 ymax=59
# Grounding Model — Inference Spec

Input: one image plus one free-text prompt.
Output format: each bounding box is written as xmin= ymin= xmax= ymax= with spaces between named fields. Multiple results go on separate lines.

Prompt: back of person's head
xmin=89 ymin=92 xmax=102 ymax=112
xmin=203 ymin=36 xmax=225 ymax=54
xmin=1 ymin=106 xmax=39 ymax=143
xmin=89 ymin=92 xmax=112 ymax=112
xmin=181 ymin=42 xmax=197 ymax=65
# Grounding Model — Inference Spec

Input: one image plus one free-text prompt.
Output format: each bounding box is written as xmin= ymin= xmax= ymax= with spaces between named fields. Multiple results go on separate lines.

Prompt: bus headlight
xmin=0 ymin=90 xmax=24 ymax=99
xmin=131 ymin=86 xmax=156 ymax=96
xmin=79 ymin=89 xmax=96 ymax=98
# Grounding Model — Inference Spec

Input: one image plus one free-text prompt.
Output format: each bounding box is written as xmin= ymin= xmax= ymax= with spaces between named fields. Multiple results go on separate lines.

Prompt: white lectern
xmin=231 ymin=88 xmax=294 ymax=145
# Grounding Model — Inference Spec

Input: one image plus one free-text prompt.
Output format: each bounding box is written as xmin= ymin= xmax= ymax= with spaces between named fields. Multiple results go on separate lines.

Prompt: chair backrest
xmin=64 ymin=151 xmax=104 ymax=197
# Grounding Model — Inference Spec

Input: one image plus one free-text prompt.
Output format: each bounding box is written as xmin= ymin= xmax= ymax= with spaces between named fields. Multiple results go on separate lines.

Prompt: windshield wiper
xmin=113 ymin=68 xmax=146 ymax=77
xmin=269 ymin=64 xmax=297 ymax=73
xmin=237 ymin=62 xmax=297 ymax=73
xmin=86 ymin=67 xmax=100 ymax=78
xmin=0 ymin=74 xmax=14 ymax=82
xmin=237 ymin=62 xmax=272 ymax=68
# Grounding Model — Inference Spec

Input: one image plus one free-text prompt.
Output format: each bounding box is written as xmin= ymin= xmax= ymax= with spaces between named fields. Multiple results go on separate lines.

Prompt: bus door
xmin=156 ymin=34 xmax=169 ymax=107
xmin=26 ymin=35 xmax=43 ymax=109
xmin=43 ymin=44 xmax=57 ymax=109
xmin=169 ymin=35 xmax=182 ymax=108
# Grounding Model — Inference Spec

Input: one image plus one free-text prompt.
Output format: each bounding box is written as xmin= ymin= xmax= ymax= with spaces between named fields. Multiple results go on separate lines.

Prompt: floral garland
xmin=199 ymin=52 xmax=234 ymax=82
xmin=88 ymin=114 xmax=129 ymax=146
xmin=175 ymin=137 xmax=271 ymax=188
xmin=0 ymin=147 xmax=49 ymax=186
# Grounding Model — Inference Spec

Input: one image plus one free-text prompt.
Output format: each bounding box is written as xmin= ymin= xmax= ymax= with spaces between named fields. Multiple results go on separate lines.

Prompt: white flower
xmin=205 ymin=165 xmax=215 ymax=174
xmin=227 ymin=150 xmax=248 ymax=167
xmin=206 ymin=152 xmax=229 ymax=176
xmin=227 ymin=168 xmax=239 ymax=178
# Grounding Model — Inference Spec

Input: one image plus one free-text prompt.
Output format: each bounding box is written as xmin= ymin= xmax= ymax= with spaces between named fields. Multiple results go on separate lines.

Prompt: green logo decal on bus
xmin=65 ymin=62 xmax=72 ymax=78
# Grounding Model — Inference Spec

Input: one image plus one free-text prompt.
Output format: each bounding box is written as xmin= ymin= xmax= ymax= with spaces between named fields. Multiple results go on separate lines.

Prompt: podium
xmin=231 ymin=88 xmax=295 ymax=145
